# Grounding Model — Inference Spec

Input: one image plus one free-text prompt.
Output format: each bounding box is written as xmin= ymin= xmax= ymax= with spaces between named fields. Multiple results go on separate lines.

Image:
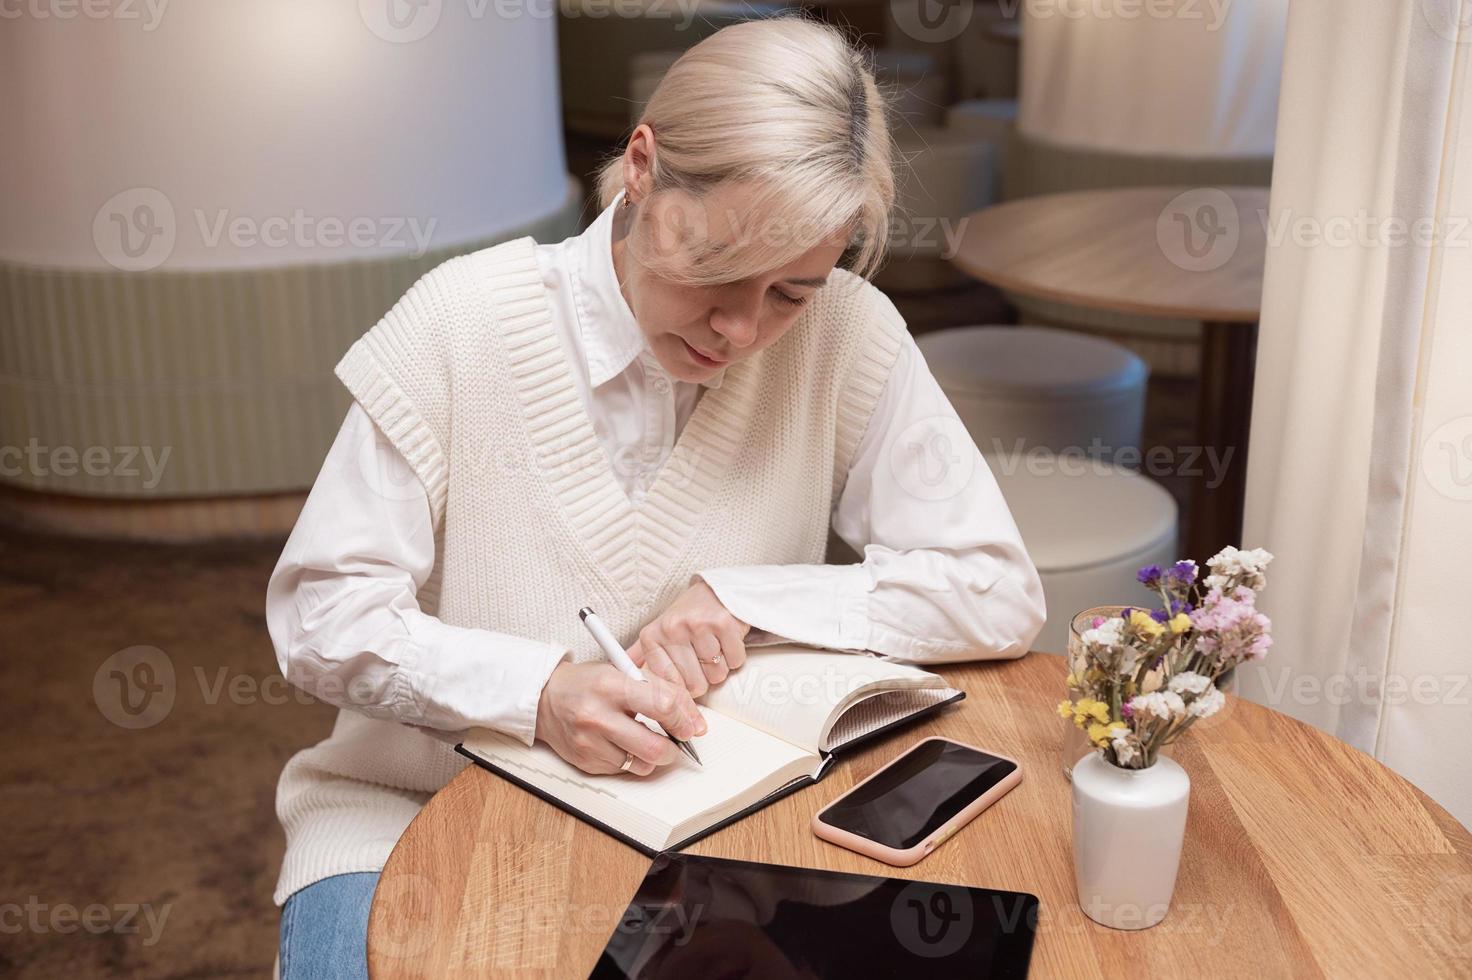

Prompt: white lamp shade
xmin=0 ymin=0 xmax=570 ymax=270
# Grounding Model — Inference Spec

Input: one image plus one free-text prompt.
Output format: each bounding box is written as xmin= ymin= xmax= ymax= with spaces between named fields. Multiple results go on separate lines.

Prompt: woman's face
xmin=611 ymin=183 xmax=850 ymax=384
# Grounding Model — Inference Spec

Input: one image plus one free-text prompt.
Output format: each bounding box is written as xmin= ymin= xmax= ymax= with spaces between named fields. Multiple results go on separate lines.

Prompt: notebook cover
xmin=455 ymin=689 xmax=965 ymax=857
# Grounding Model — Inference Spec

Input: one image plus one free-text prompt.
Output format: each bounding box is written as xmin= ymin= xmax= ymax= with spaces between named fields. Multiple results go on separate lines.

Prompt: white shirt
xmin=266 ymin=190 xmax=1045 ymax=742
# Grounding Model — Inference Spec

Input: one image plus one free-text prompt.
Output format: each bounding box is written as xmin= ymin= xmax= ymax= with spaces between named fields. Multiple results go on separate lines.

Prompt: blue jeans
xmin=279 ymin=872 xmax=380 ymax=980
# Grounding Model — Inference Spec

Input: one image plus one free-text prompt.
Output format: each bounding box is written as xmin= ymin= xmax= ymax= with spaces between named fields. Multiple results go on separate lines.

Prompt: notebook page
xmin=697 ymin=648 xmax=944 ymax=755
xmin=819 ymin=687 xmax=962 ymax=752
xmin=460 ymin=707 xmax=814 ymax=850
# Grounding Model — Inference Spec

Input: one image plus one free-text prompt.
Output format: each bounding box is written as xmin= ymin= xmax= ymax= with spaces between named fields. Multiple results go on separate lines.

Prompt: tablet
xmin=589 ymin=852 xmax=1038 ymax=979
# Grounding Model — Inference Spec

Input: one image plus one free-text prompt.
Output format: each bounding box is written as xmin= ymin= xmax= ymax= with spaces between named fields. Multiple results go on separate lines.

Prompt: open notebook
xmin=456 ymin=646 xmax=964 ymax=855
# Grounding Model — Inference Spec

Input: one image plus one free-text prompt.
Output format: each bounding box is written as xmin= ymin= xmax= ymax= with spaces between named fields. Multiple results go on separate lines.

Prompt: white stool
xmin=987 ymin=458 xmax=1178 ymax=654
xmin=918 ymin=326 xmax=1148 ymax=459
xmin=874 ymin=126 xmax=999 ymax=293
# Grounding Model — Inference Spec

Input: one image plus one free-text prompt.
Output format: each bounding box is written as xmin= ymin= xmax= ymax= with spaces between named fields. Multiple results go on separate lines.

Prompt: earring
xmin=622 ymin=193 xmax=633 ymax=209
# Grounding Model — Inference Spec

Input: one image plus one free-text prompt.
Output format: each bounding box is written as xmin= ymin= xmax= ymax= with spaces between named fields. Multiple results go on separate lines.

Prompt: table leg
xmin=1186 ymin=320 xmax=1259 ymax=562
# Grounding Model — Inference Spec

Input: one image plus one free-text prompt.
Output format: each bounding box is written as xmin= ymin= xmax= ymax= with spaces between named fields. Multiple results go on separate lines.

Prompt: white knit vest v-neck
xmin=272 ymin=236 xmax=907 ymax=903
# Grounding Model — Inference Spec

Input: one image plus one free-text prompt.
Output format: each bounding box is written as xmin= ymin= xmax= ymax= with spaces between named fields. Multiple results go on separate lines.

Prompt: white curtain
xmin=1018 ymin=0 xmax=1289 ymax=155
xmin=1237 ymin=0 xmax=1472 ymax=828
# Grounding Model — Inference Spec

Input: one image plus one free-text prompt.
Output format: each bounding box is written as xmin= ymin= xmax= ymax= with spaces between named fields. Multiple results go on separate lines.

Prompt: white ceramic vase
xmin=1071 ymin=751 xmax=1190 ymax=930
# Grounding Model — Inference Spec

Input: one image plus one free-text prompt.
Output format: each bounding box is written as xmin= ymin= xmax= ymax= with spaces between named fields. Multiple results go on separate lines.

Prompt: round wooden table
xmin=950 ymin=186 xmax=1271 ymax=562
xmin=367 ymin=655 xmax=1472 ymax=978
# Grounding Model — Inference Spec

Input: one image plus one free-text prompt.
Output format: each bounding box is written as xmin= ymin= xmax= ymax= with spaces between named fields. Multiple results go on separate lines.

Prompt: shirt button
xmin=652 ymin=377 xmax=670 ymax=394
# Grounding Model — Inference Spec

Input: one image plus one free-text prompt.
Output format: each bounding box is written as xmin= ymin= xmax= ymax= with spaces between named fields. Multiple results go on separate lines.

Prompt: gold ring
xmin=619 ymin=751 xmax=635 ymax=772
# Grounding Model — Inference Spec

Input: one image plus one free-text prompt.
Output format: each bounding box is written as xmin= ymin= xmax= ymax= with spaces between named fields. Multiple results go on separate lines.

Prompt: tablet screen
xmin=590 ymin=853 xmax=1038 ymax=979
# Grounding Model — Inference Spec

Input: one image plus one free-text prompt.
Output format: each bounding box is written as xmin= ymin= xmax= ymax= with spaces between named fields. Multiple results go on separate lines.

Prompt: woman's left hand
xmin=626 ymin=579 xmax=750 ymax=698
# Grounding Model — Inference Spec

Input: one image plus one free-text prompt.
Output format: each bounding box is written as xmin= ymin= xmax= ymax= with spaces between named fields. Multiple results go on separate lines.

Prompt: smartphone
xmin=812 ymin=737 xmax=1022 ymax=867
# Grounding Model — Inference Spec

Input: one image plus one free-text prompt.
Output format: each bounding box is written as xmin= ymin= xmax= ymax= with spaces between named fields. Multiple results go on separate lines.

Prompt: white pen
xmin=577 ymin=606 xmax=703 ymax=767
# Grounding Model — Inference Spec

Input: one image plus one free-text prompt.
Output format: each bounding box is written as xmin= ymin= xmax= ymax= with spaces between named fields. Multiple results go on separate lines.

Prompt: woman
xmin=266 ymin=15 xmax=1044 ymax=978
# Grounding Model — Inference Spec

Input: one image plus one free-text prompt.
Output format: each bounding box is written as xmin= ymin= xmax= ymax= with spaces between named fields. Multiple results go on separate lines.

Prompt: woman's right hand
xmin=533 ymin=661 xmax=709 ymax=776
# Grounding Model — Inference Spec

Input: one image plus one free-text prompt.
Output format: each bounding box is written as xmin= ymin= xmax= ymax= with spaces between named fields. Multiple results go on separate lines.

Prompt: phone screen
xmin=816 ymin=740 xmax=1017 ymax=850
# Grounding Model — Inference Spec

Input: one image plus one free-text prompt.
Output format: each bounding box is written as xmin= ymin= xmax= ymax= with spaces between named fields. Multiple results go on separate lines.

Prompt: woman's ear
xmin=623 ymin=124 xmax=657 ymax=203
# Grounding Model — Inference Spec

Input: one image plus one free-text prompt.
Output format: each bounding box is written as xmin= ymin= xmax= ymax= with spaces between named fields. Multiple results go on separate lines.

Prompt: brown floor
xmin=0 ymin=525 xmax=334 ymax=977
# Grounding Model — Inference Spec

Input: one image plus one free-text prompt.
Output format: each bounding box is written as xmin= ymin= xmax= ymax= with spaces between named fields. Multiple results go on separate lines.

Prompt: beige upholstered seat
xmin=917 ymin=325 xmax=1168 ymax=653
xmin=917 ymin=326 xmax=1148 ymax=459
xmin=987 ymin=458 xmax=1178 ymax=654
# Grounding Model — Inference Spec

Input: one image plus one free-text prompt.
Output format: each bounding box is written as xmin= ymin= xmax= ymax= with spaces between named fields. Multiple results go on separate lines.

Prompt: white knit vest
xmin=273 ymin=236 xmax=907 ymax=903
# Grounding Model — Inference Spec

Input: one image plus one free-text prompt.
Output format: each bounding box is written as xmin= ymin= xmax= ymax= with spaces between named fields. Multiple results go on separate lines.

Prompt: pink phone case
xmin=811 ymin=736 xmax=1023 ymax=867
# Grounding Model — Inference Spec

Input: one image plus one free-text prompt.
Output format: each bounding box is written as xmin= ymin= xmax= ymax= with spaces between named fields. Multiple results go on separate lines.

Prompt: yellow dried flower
xmin=1128 ymin=609 xmax=1164 ymax=638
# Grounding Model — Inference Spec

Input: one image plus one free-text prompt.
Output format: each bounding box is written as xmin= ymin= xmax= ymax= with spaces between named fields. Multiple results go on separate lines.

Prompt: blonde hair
xmin=595 ymin=14 xmax=896 ymax=287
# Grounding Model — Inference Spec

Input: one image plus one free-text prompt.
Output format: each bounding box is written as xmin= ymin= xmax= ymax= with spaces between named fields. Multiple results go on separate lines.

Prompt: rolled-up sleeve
xmin=696 ymin=331 xmax=1046 ymax=663
xmin=265 ymin=403 xmax=568 ymax=744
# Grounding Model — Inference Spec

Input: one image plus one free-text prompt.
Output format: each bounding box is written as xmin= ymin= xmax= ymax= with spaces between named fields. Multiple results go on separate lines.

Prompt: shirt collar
xmin=570 ymin=187 xmax=726 ymax=391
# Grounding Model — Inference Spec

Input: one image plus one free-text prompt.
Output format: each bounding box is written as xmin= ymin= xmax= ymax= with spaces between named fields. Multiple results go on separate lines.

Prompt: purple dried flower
xmin=1150 ymin=607 xmax=1171 ymax=624
xmin=1167 ymin=560 xmax=1198 ymax=587
xmin=1137 ymin=565 xmax=1163 ymax=588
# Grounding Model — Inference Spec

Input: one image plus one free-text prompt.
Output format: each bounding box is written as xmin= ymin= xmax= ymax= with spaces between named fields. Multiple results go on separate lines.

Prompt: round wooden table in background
xmin=950 ymin=186 xmax=1271 ymax=563
xmin=368 ymin=654 xmax=1472 ymax=978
